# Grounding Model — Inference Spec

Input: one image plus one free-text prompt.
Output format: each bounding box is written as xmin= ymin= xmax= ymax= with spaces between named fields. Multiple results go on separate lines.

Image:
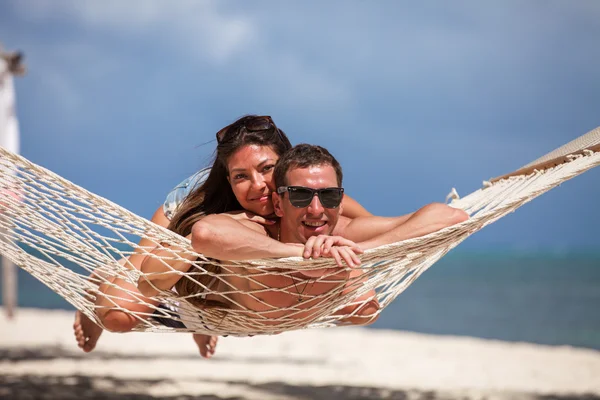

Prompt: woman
xmin=138 ymin=116 xmax=378 ymax=333
xmin=73 ymin=115 xmax=371 ymax=354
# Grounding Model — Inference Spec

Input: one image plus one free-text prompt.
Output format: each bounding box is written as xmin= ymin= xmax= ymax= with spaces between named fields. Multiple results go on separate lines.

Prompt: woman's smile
xmin=249 ymin=193 xmax=272 ymax=203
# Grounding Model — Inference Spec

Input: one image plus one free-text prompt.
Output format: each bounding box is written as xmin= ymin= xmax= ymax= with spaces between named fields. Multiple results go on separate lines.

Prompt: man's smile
xmin=302 ymin=220 xmax=326 ymax=227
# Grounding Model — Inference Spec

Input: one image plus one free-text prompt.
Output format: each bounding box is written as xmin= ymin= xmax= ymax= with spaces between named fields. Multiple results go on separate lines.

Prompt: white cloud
xmin=8 ymin=39 xmax=122 ymax=116
xmin=13 ymin=0 xmax=257 ymax=64
xmin=10 ymin=1 xmax=599 ymax=132
xmin=245 ymin=51 xmax=355 ymax=112
xmin=10 ymin=0 xmax=355 ymax=110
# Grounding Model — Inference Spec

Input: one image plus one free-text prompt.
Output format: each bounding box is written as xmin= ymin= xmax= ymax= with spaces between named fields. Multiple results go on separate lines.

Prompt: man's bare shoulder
xmin=332 ymin=215 xmax=353 ymax=236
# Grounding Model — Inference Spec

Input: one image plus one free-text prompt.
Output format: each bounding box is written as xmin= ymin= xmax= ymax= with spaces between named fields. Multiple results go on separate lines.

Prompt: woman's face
xmin=227 ymin=144 xmax=280 ymax=216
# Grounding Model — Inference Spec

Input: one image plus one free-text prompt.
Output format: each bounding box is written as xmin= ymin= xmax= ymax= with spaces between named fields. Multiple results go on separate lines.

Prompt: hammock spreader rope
xmin=1 ymin=127 xmax=599 ymax=336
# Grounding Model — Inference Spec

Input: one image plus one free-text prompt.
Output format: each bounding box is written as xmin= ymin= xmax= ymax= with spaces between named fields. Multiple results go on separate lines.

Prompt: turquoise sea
xmin=2 ymin=251 xmax=599 ymax=350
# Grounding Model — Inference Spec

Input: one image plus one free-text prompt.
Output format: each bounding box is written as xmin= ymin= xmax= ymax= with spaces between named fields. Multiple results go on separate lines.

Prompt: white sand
xmin=1 ymin=307 xmax=599 ymax=399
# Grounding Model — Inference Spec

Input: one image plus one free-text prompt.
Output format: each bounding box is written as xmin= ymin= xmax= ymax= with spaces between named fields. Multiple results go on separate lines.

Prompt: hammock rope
xmin=1 ymin=127 xmax=599 ymax=336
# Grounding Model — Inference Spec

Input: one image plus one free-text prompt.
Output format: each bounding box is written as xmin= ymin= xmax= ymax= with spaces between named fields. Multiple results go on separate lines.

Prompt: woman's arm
xmin=139 ymin=214 xmax=304 ymax=296
xmin=136 ymin=205 xmax=196 ymax=297
xmin=138 ymin=232 xmax=197 ymax=297
xmin=341 ymin=195 xmax=372 ymax=219
xmin=123 ymin=205 xmax=171 ymax=270
xmin=192 ymin=214 xmax=303 ymax=260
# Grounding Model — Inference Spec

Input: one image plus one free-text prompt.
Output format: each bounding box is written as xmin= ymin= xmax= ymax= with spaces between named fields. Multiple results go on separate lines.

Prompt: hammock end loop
xmin=445 ymin=188 xmax=460 ymax=203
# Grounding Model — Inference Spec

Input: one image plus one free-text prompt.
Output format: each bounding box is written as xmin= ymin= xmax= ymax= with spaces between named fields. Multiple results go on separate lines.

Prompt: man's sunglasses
xmin=216 ymin=116 xmax=283 ymax=143
xmin=277 ymin=186 xmax=344 ymax=209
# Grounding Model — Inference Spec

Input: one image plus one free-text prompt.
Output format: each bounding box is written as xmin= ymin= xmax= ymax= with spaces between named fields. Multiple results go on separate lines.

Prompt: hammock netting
xmin=1 ymin=127 xmax=599 ymax=336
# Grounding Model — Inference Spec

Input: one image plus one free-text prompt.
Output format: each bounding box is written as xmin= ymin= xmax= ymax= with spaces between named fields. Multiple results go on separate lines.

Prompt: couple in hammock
xmin=74 ymin=115 xmax=468 ymax=357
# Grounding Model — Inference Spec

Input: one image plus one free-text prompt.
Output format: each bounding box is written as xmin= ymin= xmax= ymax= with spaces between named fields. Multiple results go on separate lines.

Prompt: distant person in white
xmin=0 ymin=48 xmax=26 ymax=320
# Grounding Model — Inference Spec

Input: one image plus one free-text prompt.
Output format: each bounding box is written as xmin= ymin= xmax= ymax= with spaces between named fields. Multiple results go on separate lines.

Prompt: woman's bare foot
xmin=73 ymin=310 xmax=103 ymax=352
xmin=193 ymin=334 xmax=218 ymax=358
xmin=342 ymin=298 xmax=380 ymax=326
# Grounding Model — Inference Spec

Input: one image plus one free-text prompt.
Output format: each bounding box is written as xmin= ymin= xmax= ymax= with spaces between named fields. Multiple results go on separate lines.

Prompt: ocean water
xmin=2 ymin=252 xmax=599 ymax=350
xmin=370 ymin=252 xmax=600 ymax=350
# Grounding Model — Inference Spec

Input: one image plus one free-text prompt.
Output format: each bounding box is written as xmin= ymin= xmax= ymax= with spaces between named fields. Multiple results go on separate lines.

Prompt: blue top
xmin=162 ymin=168 xmax=211 ymax=220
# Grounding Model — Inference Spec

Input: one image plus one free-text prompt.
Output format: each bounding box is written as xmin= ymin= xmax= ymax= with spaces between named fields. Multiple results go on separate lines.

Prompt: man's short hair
xmin=274 ymin=144 xmax=343 ymax=188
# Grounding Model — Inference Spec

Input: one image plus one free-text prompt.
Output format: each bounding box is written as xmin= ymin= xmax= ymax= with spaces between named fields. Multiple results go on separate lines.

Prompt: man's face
xmin=273 ymin=164 xmax=343 ymax=244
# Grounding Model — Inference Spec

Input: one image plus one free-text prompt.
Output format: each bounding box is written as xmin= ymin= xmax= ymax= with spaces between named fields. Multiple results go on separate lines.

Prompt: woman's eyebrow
xmin=230 ymin=158 xmax=277 ymax=173
xmin=257 ymin=158 xmax=277 ymax=167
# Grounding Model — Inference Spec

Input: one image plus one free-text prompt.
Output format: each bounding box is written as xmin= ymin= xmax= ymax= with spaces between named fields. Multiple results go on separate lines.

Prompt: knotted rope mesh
xmin=1 ymin=127 xmax=599 ymax=336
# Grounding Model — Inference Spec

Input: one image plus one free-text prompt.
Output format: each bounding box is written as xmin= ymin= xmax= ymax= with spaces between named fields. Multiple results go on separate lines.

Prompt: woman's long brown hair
xmin=170 ymin=115 xmax=292 ymax=308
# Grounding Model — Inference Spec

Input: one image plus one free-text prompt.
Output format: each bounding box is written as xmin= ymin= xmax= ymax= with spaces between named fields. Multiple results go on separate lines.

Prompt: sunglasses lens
xmin=286 ymin=187 xmax=343 ymax=208
xmin=217 ymin=117 xmax=274 ymax=143
xmin=288 ymin=187 xmax=314 ymax=208
xmin=319 ymin=188 xmax=343 ymax=208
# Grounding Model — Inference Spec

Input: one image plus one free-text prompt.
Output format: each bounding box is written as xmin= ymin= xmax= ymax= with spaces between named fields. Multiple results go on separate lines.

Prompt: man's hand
xmin=302 ymin=235 xmax=363 ymax=270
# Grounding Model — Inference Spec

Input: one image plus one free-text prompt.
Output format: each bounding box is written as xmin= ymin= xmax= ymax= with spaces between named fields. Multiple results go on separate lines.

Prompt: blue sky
xmin=1 ymin=0 xmax=599 ymax=252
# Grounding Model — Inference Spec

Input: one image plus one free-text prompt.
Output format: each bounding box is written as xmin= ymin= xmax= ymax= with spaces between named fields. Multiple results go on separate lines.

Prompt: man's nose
xmin=307 ymin=193 xmax=324 ymax=215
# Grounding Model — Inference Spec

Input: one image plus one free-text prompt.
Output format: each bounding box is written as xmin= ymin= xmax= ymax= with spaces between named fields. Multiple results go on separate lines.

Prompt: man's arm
xmin=192 ymin=214 xmax=303 ymax=260
xmin=334 ymin=212 xmax=415 ymax=243
xmin=340 ymin=195 xmax=372 ymax=218
xmin=342 ymin=203 xmax=469 ymax=250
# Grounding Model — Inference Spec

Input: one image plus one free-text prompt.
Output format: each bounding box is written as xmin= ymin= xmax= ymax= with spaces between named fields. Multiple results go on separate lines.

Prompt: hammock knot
xmin=482 ymin=180 xmax=492 ymax=188
xmin=445 ymin=187 xmax=460 ymax=203
xmin=566 ymin=154 xmax=578 ymax=161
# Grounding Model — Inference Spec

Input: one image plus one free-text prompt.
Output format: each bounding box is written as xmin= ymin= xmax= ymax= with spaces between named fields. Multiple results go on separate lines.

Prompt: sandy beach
xmin=1 ymin=307 xmax=600 ymax=399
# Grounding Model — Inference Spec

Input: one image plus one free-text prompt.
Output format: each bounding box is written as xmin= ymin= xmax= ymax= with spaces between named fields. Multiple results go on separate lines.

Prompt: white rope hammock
xmin=1 ymin=127 xmax=599 ymax=336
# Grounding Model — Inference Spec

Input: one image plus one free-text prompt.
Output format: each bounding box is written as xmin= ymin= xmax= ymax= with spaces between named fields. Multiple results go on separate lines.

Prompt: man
xmin=190 ymin=144 xmax=468 ymax=325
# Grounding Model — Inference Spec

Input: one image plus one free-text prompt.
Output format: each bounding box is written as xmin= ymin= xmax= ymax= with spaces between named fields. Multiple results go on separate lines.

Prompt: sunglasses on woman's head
xmin=216 ymin=116 xmax=282 ymax=143
xmin=277 ymin=186 xmax=344 ymax=209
